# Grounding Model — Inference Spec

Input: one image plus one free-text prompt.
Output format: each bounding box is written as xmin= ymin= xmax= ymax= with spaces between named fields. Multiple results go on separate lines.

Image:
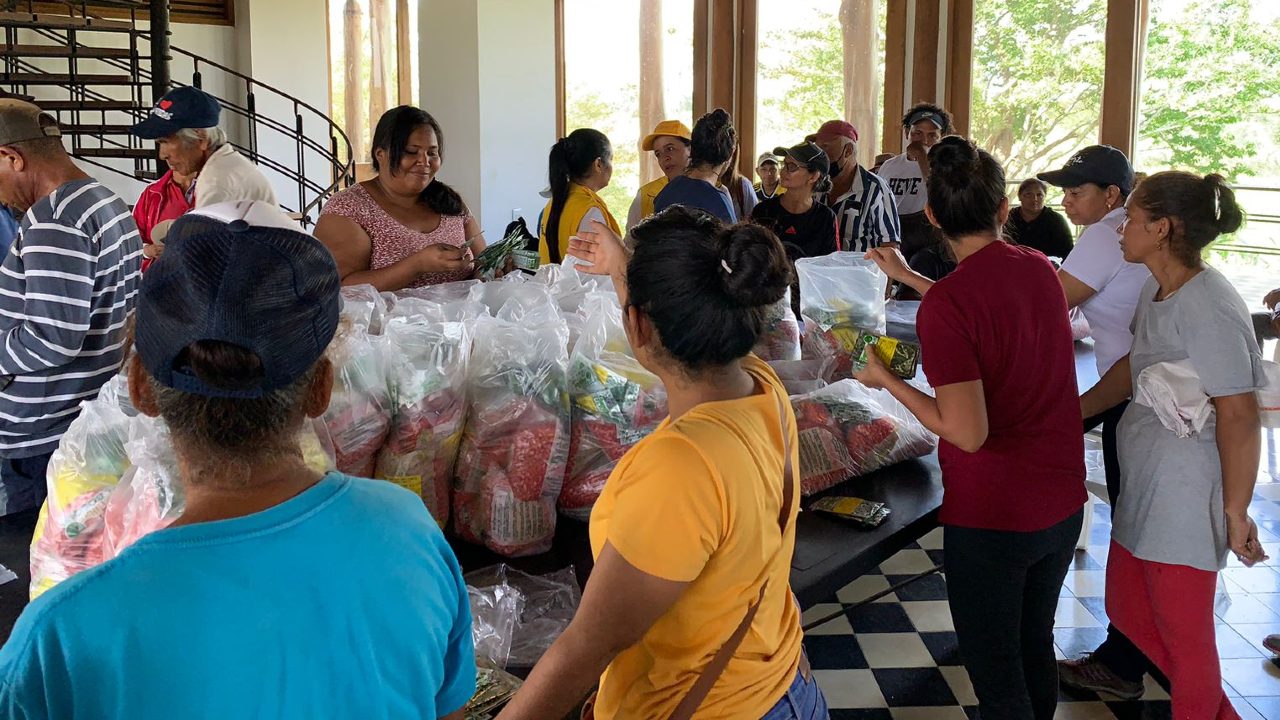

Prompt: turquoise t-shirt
xmin=0 ymin=473 xmax=476 ymax=719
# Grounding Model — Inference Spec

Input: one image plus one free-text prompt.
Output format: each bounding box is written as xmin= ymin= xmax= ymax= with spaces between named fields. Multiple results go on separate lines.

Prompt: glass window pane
xmin=969 ymin=0 xmax=1107 ymax=186
xmin=564 ymin=0 xmax=695 ymax=224
xmin=755 ymin=0 xmax=886 ymax=174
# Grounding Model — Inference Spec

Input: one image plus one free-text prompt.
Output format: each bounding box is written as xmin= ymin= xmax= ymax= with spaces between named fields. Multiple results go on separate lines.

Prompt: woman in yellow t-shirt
xmin=539 ymin=128 xmax=620 ymax=265
xmin=498 ymin=207 xmax=826 ymax=720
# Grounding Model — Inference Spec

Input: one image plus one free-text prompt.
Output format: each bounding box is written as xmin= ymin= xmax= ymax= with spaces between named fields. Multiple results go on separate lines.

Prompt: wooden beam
xmin=639 ymin=0 xmax=666 ymax=183
xmin=945 ymin=0 xmax=973 ymax=137
xmin=693 ymin=0 xmax=708 ymax=117
xmin=1099 ymin=0 xmax=1148 ymax=156
xmin=554 ymin=0 xmax=565 ymax=138
xmin=882 ymin=0 xmax=907 ymax=154
xmin=910 ymin=0 xmax=940 ymax=108
xmin=843 ymin=0 xmax=879 ymax=168
xmin=736 ymin=0 xmax=757 ymax=176
xmin=396 ymin=0 xmax=412 ymax=104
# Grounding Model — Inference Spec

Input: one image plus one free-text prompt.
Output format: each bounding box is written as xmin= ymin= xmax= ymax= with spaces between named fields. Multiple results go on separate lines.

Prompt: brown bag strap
xmin=668 ymin=389 xmax=796 ymax=720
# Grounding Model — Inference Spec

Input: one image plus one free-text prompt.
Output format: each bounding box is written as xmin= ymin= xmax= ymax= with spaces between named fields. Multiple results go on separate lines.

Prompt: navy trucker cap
xmin=135 ymin=202 xmax=341 ymax=399
xmin=130 ymin=85 xmax=222 ymax=140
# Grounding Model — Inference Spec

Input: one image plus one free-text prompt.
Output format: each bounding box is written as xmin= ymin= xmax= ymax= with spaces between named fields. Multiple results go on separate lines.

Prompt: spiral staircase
xmin=0 ymin=0 xmax=354 ymax=224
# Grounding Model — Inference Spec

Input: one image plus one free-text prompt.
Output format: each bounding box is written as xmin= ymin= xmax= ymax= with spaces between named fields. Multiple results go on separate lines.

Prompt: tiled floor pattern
xmin=803 ymin=443 xmax=1280 ymax=719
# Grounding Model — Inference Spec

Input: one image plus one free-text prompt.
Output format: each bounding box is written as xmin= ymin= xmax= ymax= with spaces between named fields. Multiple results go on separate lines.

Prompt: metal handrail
xmin=0 ymin=0 xmax=356 ymax=224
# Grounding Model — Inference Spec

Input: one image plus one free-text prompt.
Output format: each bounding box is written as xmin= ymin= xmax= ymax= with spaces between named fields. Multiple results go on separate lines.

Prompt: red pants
xmin=1105 ymin=541 xmax=1240 ymax=720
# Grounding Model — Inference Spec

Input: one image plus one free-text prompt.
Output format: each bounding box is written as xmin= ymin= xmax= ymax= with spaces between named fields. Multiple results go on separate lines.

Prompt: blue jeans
xmin=0 ymin=451 xmax=52 ymax=516
xmin=761 ymin=667 xmax=829 ymax=720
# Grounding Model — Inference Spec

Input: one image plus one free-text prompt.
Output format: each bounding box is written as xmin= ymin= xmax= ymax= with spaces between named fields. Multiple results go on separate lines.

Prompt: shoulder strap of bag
xmin=668 ymin=389 xmax=796 ymax=720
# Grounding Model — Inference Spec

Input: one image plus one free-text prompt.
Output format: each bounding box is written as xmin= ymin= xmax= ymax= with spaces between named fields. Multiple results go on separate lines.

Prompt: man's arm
xmin=0 ymin=224 xmax=100 ymax=377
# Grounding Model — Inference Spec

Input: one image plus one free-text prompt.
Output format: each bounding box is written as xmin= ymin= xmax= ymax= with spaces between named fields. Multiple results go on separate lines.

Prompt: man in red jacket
xmin=132 ymin=168 xmax=193 ymax=271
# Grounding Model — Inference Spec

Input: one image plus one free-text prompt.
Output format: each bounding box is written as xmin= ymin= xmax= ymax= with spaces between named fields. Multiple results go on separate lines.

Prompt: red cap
xmin=809 ymin=119 xmax=859 ymax=143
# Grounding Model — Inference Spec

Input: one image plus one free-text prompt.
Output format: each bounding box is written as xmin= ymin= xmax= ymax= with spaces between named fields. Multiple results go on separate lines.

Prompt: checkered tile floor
xmin=802 ymin=441 xmax=1280 ymax=719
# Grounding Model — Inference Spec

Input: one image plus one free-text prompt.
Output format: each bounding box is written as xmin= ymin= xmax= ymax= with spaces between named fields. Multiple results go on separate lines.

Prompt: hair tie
xmin=721 ymin=259 xmax=733 ymax=275
xmin=1213 ymin=185 xmax=1222 ymax=221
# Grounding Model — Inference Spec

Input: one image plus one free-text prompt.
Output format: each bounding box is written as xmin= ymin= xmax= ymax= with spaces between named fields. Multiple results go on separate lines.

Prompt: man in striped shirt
xmin=0 ymin=100 xmax=142 ymax=515
xmin=807 ymin=120 xmax=902 ymax=252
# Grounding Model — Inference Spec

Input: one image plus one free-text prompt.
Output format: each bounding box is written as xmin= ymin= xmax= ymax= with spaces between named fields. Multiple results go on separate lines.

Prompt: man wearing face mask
xmin=878 ymin=103 xmax=954 ymax=262
xmin=809 ymin=119 xmax=901 ymax=253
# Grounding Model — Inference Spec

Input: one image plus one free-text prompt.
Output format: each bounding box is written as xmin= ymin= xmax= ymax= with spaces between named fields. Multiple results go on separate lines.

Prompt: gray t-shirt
xmin=1114 ymin=267 xmax=1266 ymax=571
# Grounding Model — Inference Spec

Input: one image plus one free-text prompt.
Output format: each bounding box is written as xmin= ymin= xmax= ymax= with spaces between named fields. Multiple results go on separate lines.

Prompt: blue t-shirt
xmin=653 ymin=175 xmax=737 ymax=223
xmin=0 ymin=473 xmax=476 ymax=719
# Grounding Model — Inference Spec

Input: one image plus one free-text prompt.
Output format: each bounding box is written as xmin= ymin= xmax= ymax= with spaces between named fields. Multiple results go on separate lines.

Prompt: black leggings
xmin=945 ymin=510 xmax=1083 ymax=720
xmin=1082 ymin=401 xmax=1165 ymax=685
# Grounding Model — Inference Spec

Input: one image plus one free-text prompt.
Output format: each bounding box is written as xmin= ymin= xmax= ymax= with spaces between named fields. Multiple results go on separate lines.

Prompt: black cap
xmin=130 ymin=86 xmax=222 ymax=140
xmin=1037 ymin=145 xmax=1135 ymax=195
xmin=136 ymin=202 xmax=341 ymax=399
xmin=773 ymin=142 xmax=830 ymax=176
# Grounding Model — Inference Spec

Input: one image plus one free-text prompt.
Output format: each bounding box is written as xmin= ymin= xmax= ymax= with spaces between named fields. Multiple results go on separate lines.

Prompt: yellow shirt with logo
xmin=538 ymin=183 xmax=620 ymax=265
xmin=589 ymin=355 xmax=803 ymax=719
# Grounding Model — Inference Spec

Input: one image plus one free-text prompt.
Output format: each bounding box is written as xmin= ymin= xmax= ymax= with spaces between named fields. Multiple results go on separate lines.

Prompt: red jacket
xmin=132 ymin=170 xmax=193 ymax=272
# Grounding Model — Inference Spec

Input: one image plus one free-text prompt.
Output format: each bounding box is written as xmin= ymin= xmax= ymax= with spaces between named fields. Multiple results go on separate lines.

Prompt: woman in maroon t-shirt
xmin=856 ymin=137 xmax=1086 ymax=720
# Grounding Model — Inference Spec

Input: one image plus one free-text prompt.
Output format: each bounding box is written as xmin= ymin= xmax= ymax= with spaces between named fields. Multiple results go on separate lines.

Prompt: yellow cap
xmin=640 ymin=120 xmax=692 ymax=151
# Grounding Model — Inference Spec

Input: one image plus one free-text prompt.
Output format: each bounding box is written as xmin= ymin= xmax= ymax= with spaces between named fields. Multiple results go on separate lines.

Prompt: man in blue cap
xmin=130 ymin=86 xmax=278 ymax=257
xmin=0 ymin=201 xmax=476 ymax=719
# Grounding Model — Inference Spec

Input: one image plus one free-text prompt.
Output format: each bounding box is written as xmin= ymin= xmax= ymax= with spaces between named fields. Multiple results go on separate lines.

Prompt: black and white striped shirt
xmin=0 ymin=179 xmax=142 ymax=459
xmin=834 ymin=166 xmax=902 ymax=253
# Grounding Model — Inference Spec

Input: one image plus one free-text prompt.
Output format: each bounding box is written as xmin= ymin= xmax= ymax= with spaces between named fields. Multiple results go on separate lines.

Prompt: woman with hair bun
xmin=498 ymin=207 xmax=827 ymax=720
xmin=858 ymin=136 xmax=1085 ymax=720
xmin=539 ymin=128 xmax=619 ymax=265
xmin=1083 ymin=171 xmax=1264 ymax=719
xmin=654 ymin=108 xmax=740 ymax=222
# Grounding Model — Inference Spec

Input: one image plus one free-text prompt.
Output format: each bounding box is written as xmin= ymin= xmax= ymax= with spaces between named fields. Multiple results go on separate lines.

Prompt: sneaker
xmin=1057 ymin=654 xmax=1145 ymax=701
xmin=1265 ymin=634 xmax=1280 ymax=655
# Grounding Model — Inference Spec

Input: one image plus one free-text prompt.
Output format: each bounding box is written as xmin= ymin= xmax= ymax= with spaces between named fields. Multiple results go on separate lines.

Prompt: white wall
xmin=420 ymin=0 xmax=558 ymax=240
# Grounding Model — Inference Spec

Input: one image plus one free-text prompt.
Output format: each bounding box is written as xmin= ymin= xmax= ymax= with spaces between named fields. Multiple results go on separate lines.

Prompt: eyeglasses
xmin=782 ymin=161 xmax=804 ymax=174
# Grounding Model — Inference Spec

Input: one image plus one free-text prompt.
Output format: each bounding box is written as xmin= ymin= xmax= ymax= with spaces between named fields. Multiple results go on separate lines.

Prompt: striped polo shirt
xmin=834 ymin=165 xmax=903 ymax=253
xmin=0 ymin=179 xmax=142 ymax=460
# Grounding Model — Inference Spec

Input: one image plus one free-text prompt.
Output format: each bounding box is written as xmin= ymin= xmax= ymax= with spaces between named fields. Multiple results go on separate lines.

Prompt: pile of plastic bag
xmin=323 ymin=322 xmax=392 ymax=477
xmin=562 ymin=294 xmax=666 ymax=520
xmin=792 ymin=380 xmax=935 ymax=496
xmin=466 ymin=564 xmax=581 ymax=670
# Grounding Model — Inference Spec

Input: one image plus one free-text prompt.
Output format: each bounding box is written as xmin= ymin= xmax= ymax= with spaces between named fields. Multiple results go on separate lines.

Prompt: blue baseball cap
xmin=130 ymin=86 xmax=222 ymax=140
xmin=135 ymin=201 xmax=341 ymax=399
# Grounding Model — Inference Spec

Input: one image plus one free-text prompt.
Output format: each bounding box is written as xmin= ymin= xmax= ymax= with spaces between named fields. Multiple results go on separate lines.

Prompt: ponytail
xmin=544 ymin=128 xmax=612 ymax=263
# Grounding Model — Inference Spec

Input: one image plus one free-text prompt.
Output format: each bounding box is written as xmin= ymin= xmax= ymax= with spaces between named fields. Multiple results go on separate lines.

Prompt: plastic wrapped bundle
xmin=322 ymin=324 xmax=392 ymax=477
xmin=752 ymin=288 xmax=801 ymax=362
xmin=340 ymin=284 xmax=389 ymax=335
xmin=791 ymin=380 xmax=936 ymax=496
xmin=374 ymin=317 xmax=473 ymax=527
xmin=398 ymin=279 xmax=480 ymax=305
xmin=469 ymin=277 xmax=560 ymax=324
xmin=454 ymin=316 xmax=571 ymax=557
xmin=797 ymin=252 xmax=887 ymax=333
xmin=562 ymin=295 xmax=665 ymax=519
xmin=102 ymin=416 xmax=182 ymax=559
xmin=29 ymin=375 xmax=135 ymax=599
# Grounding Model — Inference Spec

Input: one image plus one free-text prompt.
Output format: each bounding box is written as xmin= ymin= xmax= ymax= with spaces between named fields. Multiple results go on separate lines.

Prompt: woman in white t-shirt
xmin=876 ymin=103 xmax=952 ymax=262
xmin=1039 ymin=145 xmax=1156 ymax=701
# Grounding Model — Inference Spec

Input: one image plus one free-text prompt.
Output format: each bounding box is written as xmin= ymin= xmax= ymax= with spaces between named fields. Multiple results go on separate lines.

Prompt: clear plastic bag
xmin=398 ymin=279 xmax=481 ymax=306
xmin=323 ymin=323 xmax=393 ymax=477
xmin=29 ymin=375 xmax=135 ymax=599
xmin=791 ymin=379 xmax=936 ymax=496
xmin=768 ymin=358 xmax=835 ymax=396
xmin=375 ymin=317 xmax=473 ymax=527
xmin=465 ymin=564 xmax=581 ymax=669
xmin=467 ymin=580 xmax=523 ymax=670
xmin=469 ymin=279 xmax=562 ymax=326
xmin=796 ymin=252 xmax=887 ymax=333
xmin=453 ymin=316 xmax=571 ymax=556
xmin=753 ymin=288 xmax=802 ymax=362
xmin=102 ymin=415 xmax=182 ymax=559
xmin=563 ymin=294 xmax=666 ymax=520
xmin=340 ymin=284 xmax=389 ymax=335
